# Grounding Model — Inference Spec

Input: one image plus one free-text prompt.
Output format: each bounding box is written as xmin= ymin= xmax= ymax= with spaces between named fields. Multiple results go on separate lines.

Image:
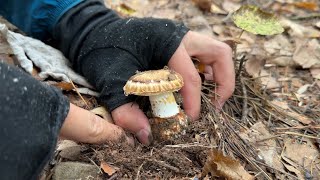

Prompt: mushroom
xmin=123 ymin=68 xmax=189 ymax=141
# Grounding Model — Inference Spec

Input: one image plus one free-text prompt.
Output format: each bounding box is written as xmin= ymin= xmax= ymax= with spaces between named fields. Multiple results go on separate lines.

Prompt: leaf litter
xmin=1 ymin=0 xmax=320 ymax=179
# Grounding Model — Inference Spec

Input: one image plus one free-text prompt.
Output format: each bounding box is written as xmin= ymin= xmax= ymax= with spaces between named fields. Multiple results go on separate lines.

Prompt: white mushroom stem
xmin=149 ymin=92 xmax=179 ymax=118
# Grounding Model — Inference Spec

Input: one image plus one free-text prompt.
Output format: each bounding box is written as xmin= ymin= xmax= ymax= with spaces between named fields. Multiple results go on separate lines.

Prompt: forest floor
xmin=1 ymin=0 xmax=319 ymax=179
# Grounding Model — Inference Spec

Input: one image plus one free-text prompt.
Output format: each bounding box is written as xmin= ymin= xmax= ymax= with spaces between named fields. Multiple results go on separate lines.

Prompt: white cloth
xmin=0 ymin=23 xmax=93 ymax=89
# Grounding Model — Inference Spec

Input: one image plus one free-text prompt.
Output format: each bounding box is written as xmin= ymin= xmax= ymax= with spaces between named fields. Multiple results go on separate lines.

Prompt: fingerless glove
xmin=53 ymin=0 xmax=189 ymax=111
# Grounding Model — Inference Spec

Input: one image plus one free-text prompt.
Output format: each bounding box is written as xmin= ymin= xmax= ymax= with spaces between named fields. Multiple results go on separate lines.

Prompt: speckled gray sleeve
xmin=0 ymin=61 xmax=70 ymax=180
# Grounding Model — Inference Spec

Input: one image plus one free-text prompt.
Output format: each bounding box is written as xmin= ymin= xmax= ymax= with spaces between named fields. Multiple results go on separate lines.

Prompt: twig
xmin=236 ymin=55 xmax=246 ymax=79
xmin=69 ymin=78 xmax=89 ymax=108
xmin=135 ymin=162 xmax=145 ymax=180
xmin=256 ymin=135 xmax=283 ymax=142
xmin=164 ymin=143 xmax=217 ymax=149
xmin=276 ymin=126 xmax=320 ymax=130
xmin=149 ymin=159 xmax=180 ymax=173
xmin=88 ymin=158 xmax=103 ymax=174
xmin=240 ymin=78 xmax=248 ymax=123
xmin=252 ymin=159 xmax=298 ymax=179
xmin=278 ymin=132 xmax=320 ymax=140
xmin=310 ymin=155 xmax=319 ymax=175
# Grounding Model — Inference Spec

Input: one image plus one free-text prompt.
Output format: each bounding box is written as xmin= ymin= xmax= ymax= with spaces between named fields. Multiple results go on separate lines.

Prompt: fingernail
xmin=136 ymin=129 xmax=153 ymax=145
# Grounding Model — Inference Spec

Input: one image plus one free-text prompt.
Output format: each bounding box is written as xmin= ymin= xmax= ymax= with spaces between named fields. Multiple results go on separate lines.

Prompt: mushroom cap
xmin=123 ymin=69 xmax=184 ymax=96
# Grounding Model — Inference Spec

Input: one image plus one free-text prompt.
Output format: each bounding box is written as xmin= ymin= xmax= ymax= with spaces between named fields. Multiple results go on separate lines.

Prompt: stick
xmin=240 ymin=78 xmax=248 ymax=123
xmin=278 ymin=132 xmax=320 ymax=140
xmin=69 ymin=78 xmax=89 ymax=108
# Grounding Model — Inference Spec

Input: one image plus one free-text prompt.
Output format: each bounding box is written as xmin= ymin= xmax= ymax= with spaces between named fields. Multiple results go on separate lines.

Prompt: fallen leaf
xmin=282 ymin=139 xmax=320 ymax=179
xmin=222 ymin=1 xmax=241 ymax=13
xmin=316 ymin=21 xmax=320 ymax=28
xmin=310 ymin=68 xmax=320 ymax=88
xmin=281 ymin=159 xmax=304 ymax=180
xmin=239 ymin=122 xmax=284 ymax=171
xmin=283 ymin=138 xmax=319 ymax=169
xmin=293 ymin=39 xmax=320 ymax=69
xmin=201 ymin=149 xmax=254 ymax=180
xmin=100 ymin=161 xmax=117 ymax=176
xmin=260 ymin=69 xmax=281 ymax=90
xmin=0 ymin=34 xmax=12 ymax=54
xmin=271 ymin=100 xmax=313 ymax=125
xmin=90 ymin=106 xmax=113 ymax=123
xmin=245 ymin=57 xmax=265 ymax=77
xmin=296 ymin=84 xmax=311 ymax=94
xmin=210 ymin=3 xmax=227 ymax=14
xmin=293 ymin=2 xmax=319 ymax=11
xmin=53 ymin=82 xmax=74 ymax=91
xmin=281 ymin=18 xmax=320 ymax=38
xmin=116 ymin=3 xmax=136 ymax=16
xmin=232 ymin=5 xmax=284 ymax=35
xmin=186 ymin=16 xmax=213 ymax=37
xmin=192 ymin=0 xmax=211 ymax=12
xmin=264 ymin=35 xmax=290 ymax=53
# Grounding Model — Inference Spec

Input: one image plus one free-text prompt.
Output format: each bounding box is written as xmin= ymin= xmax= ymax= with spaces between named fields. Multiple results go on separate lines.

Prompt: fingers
xmin=210 ymin=45 xmax=235 ymax=108
xmin=168 ymin=44 xmax=202 ymax=120
xmin=60 ymin=103 xmax=133 ymax=145
xmin=112 ymin=103 xmax=152 ymax=145
xmin=183 ymin=31 xmax=235 ymax=108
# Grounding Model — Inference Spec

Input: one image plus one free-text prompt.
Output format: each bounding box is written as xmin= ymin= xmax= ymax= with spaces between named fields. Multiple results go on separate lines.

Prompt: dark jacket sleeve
xmin=0 ymin=0 xmax=84 ymax=40
xmin=0 ymin=62 xmax=70 ymax=180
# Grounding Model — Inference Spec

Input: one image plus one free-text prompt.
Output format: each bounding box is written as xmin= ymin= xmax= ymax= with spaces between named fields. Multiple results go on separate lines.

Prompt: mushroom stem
xmin=149 ymin=92 xmax=179 ymax=118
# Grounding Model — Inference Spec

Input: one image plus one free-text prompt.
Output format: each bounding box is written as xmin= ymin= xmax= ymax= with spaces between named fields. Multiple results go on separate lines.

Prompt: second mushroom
xmin=123 ymin=68 xmax=189 ymax=141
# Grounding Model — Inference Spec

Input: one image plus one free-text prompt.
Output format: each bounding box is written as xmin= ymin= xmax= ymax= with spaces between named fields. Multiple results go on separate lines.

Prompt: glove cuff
xmin=52 ymin=0 xmax=120 ymax=64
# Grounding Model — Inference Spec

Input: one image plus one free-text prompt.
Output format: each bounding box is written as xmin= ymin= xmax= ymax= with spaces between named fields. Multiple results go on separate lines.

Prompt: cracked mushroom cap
xmin=123 ymin=69 xmax=184 ymax=96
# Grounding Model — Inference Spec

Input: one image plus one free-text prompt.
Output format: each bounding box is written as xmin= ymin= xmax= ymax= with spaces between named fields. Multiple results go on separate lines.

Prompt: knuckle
xmin=188 ymin=72 xmax=202 ymax=88
xmin=88 ymin=114 xmax=104 ymax=138
xmin=219 ymin=43 xmax=233 ymax=55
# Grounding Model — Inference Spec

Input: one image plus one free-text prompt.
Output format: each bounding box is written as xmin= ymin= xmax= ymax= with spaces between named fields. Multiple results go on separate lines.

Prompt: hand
xmin=112 ymin=32 xmax=235 ymax=145
xmin=60 ymin=103 xmax=133 ymax=145
xmin=170 ymin=31 xmax=235 ymax=115
xmin=55 ymin=3 xmax=235 ymax=145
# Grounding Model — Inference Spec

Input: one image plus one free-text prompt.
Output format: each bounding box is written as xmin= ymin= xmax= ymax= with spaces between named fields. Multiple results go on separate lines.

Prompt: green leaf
xmin=232 ymin=5 xmax=284 ymax=35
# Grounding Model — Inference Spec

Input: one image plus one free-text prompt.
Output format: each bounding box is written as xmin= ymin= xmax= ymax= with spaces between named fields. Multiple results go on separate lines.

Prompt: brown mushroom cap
xmin=123 ymin=69 xmax=184 ymax=96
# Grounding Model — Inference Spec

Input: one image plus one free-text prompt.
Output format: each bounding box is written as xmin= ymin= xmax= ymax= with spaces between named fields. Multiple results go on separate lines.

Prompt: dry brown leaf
xmin=296 ymin=84 xmax=311 ymax=94
xmin=293 ymin=39 xmax=320 ymax=69
xmin=53 ymin=82 xmax=74 ymax=91
xmin=284 ymin=139 xmax=319 ymax=167
xmin=239 ymin=122 xmax=284 ymax=171
xmin=186 ymin=16 xmax=213 ymax=37
xmin=310 ymin=68 xmax=320 ymax=79
xmin=281 ymin=18 xmax=320 ymax=38
xmin=100 ymin=161 xmax=117 ymax=176
xmin=263 ymin=34 xmax=296 ymax=67
xmin=310 ymin=68 xmax=320 ymax=88
xmin=245 ymin=58 xmax=265 ymax=77
xmin=222 ymin=1 xmax=241 ymax=13
xmin=192 ymin=0 xmax=211 ymax=12
xmin=293 ymin=2 xmax=319 ymax=11
xmin=271 ymin=100 xmax=313 ymax=125
xmin=260 ymin=69 xmax=281 ymax=90
xmin=90 ymin=106 xmax=113 ymax=123
xmin=281 ymin=159 xmax=304 ymax=180
xmin=201 ymin=149 xmax=254 ymax=180
xmin=210 ymin=3 xmax=226 ymax=14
